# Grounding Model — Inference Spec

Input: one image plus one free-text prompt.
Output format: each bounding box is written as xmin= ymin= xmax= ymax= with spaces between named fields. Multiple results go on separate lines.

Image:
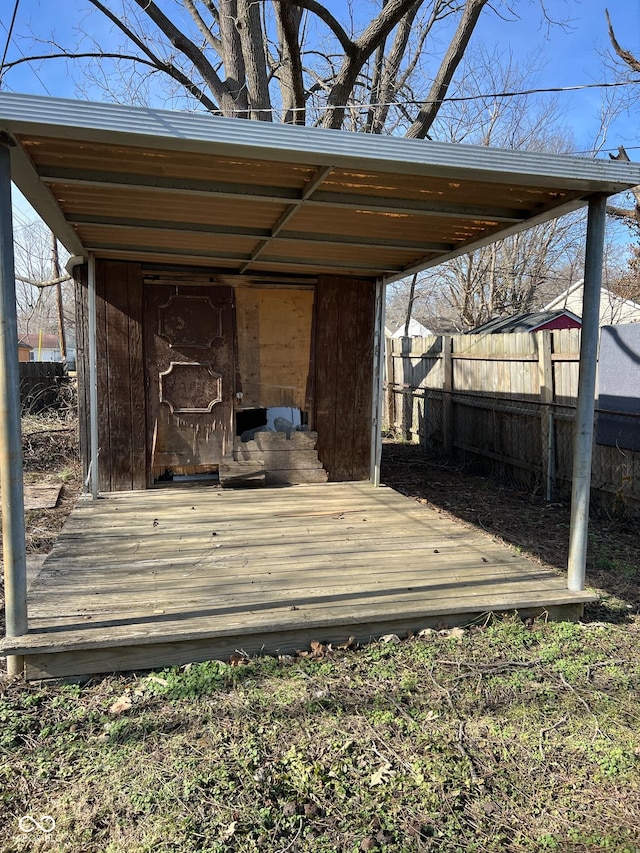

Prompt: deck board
xmin=1 ymin=482 xmax=595 ymax=678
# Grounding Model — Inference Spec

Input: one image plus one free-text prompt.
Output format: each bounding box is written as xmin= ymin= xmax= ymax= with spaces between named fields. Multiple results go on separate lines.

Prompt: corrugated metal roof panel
xmin=2 ymin=92 xmax=639 ymax=281
xmin=2 ymin=92 xmax=639 ymax=190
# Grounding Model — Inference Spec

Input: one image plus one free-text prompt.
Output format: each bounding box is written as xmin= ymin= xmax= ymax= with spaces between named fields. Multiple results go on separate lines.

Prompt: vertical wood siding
xmin=315 ymin=277 xmax=375 ymax=481
xmin=75 ymin=260 xmax=145 ymax=491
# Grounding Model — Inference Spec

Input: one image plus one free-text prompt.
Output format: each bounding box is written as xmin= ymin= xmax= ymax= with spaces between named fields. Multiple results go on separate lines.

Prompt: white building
xmin=544 ymin=279 xmax=640 ymax=326
xmin=391 ymin=318 xmax=433 ymax=338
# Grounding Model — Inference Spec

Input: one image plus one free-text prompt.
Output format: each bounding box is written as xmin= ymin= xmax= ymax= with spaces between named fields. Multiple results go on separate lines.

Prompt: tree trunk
xmin=218 ymin=0 xmax=250 ymax=117
xmin=404 ymin=273 xmax=418 ymax=336
xmin=237 ymin=0 xmax=272 ymax=120
xmin=275 ymin=4 xmax=306 ymax=124
xmin=51 ymin=232 xmax=67 ymax=363
xmin=406 ymin=0 xmax=489 ymax=139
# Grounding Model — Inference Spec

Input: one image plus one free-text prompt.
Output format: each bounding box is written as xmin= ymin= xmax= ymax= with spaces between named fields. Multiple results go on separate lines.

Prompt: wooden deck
xmin=1 ymin=482 xmax=596 ymax=680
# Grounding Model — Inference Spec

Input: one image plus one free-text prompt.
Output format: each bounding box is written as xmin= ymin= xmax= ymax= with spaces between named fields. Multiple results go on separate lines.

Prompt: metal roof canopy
xmin=2 ymin=92 xmax=640 ymax=283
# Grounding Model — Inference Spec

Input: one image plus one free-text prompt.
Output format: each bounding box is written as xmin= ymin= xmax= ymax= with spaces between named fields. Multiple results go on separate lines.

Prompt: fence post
xmin=537 ymin=331 xmax=555 ymax=500
xmin=385 ymin=338 xmax=395 ymax=435
xmin=442 ymin=336 xmax=453 ymax=453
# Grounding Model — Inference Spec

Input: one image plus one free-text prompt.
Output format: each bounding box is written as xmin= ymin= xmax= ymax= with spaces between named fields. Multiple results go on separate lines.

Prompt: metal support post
xmin=567 ymin=194 xmax=607 ymax=591
xmin=0 ymin=136 xmax=27 ymax=675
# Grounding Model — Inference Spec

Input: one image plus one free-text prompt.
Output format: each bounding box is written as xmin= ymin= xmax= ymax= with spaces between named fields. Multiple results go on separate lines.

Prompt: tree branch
xmin=16 ymin=274 xmax=71 ymax=288
xmin=322 ymin=0 xmax=421 ymax=129
xmin=369 ymin=2 xmax=422 ymax=133
xmin=2 ymin=52 xmax=158 ymax=73
xmin=269 ymin=0 xmax=356 ymax=58
xmin=406 ymin=0 xmax=490 ymax=139
xmin=183 ymin=0 xmax=222 ymax=54
xmin=87 ymin=0 xmax=222 ymax=111
xmin=125 ymin=0 xmax=236 ymax=111
xmin=607 ymin=146 xmax=640 ymax=228
xmin=606 ymin=8 xmax=640 ymax=73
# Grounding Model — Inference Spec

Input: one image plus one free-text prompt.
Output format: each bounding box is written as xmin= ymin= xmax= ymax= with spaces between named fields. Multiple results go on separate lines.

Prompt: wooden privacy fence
xmin=19 ymin=362 xmax=67 ymax=414
xmin=385 ymin=329 xmax=640 ymax=514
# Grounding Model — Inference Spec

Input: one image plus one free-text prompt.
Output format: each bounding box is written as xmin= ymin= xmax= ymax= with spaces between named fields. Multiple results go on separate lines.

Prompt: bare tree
xmin=4 ymin=0 xmax=545 ymax=138
xmin=424 ymin=216 xmax=583 ymax=330
xmin=4 ymin=3 xmax=592 ymax=334
xmin=603 ymin=10 xmax=640 ymax=231
xmin=394 ymin=47 xmax=586 ymax=330
xmin=13 ymin=218 xmax=73 ymax=347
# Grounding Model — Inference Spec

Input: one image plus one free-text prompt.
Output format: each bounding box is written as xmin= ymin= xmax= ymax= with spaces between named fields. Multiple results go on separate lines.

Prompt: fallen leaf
xmin=379 ymin=633 xmax=401 ymax=644
xmin=221 ymin=821 xmax=237 ymax=840
xmin=229 ymin=652 xmax=250 ymax=666
xmin=310 ymin=640 xmax=329 ymax=659
xmin=418 ymin=627 xmax=436 ymax=637
xmin=369 ymin=762 xmax=394 ymax=786
xmin=144 ymin=675 xmax=169 ymax=687
xmin=361 ymin=838 xmax=377 ymax=852
xmin=109 ymin=695 xmax=132 ymax=715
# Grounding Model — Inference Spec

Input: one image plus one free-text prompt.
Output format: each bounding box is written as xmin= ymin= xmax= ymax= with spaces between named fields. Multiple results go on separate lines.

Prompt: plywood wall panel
xmin=235 ymin=288 xmax=314 ymax=410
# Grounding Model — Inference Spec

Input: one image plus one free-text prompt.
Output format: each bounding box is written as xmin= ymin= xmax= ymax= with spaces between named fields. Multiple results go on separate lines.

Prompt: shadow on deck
xmin=1 ymin=482 xmax=596 ymax=680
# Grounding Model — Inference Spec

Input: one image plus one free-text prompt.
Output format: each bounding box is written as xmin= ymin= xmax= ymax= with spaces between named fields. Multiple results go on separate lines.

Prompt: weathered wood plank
xmin=96 ymin=259 xmax=111 ymax=492
xmin=236 ymin=431 xmax=319 ymax=450
xmin=235 ymin=449 xmax=324 ymax=469
xmin=73 ymin=264 xmax=90 ymax=481
xmin=24 ymin=603 xmax=589 ymax=680
xmin=127 ymin=263 xmax=146 ymax=488
xmin=105 ymin=260 xmax=134 ymax=491
xmin=314 ymin=278 xmax=339 ymax=476
xmin=351 ymin=280 xmax=375 ymax=479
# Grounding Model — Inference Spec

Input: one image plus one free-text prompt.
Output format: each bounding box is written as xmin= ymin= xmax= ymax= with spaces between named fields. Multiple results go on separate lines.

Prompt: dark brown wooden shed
xmin=1 ymin=93 xmax=639 ymax=679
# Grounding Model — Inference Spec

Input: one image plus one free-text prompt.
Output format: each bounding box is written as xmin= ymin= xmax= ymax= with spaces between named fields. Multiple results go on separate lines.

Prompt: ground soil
xmin=381 ymin=441 xmax=640 ymax=621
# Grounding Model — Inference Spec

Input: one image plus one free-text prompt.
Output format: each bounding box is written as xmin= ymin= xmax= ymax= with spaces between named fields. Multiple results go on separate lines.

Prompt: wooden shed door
xmin=144 ymin=284 xmax=234 ymax=482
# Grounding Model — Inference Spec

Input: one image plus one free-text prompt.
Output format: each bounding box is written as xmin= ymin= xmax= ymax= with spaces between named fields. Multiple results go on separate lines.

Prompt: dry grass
xmin=0 ymin=617 xmax=639 ymax=852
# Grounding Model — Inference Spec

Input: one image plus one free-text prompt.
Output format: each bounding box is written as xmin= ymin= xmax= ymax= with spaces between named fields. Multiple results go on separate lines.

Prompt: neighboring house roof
xmin=18 ymin=341 xmax=32 ymax=350
xmin=18 ymin=333 xmax=60 ymax=349
xmin=544 ymin=279 xmax=640 ymax=325
xmin=469 ymin=309 xmax=581 ymax=334
xmin=391 ymin=319 xmax=433 ymax=337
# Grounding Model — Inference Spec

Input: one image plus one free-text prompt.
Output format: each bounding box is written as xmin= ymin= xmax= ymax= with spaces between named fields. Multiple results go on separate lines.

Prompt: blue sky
xmin=2 ymin=0 xmax=638 ymax=155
